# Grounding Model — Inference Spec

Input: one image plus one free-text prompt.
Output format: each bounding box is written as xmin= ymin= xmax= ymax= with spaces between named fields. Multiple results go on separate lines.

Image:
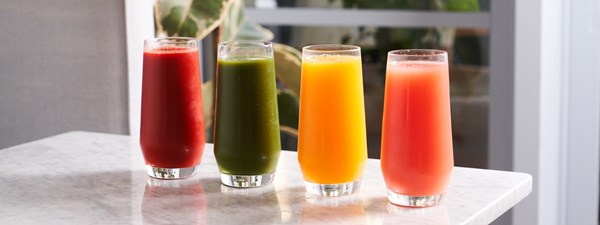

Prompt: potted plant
xmin=154 ymin=0 xmax=301 ymax=149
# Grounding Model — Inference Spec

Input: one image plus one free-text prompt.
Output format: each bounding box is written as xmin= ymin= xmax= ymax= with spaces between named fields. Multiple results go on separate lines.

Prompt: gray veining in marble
xmin=0 ymin=132 xmax=531 ymax=225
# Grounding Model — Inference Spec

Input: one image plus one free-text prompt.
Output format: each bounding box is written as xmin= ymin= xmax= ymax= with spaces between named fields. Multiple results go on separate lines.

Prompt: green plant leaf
xmin=341 ymin=0 xmax=358 ymax=8
xmin=160 ymin=6 xmax=185 ymax=36
xmin=280 ymin=126 xmax=299 ymax=137
xmin=202 ymin=80 xmax=214 ymax=130
xmin=445 ymin=0 xmax=479 ymax=11
xmin=235 ymin=19 xmax=274 ymax=41
xmin=155 ymin=0 xmax=243 ymax=39
xmin=277 ymin=89 xmax=299 ymax=131
xmin=178 ymin=16 xmax=199 ymax=37
xmin=220 ymin=0 xmax=245 ymax=41
xmin=273 ymin=43 xmax=302 ymax=97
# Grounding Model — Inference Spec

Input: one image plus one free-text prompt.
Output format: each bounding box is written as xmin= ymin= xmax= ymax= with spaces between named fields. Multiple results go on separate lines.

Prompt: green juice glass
xmin=214 ymin=41 xmax=281 ymax=188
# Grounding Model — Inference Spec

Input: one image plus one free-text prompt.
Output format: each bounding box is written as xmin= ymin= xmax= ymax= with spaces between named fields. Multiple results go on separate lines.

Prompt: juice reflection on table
xmin=298 ymin=44 xmax=367 ymax=196
xmin=140 ymin=37 xmax=205 ymax=179
xmin=299 ymin=195 xmax=366 ymax=225
xmin=142 ymin=178 xmax=206 ymax=224
xmin=380 ymin=49 xmax=453 ymax=207
xmin=384 ymin=203 xmax=450 ymax=225
xmin=210 ymin=185 xmax=282 ymax=224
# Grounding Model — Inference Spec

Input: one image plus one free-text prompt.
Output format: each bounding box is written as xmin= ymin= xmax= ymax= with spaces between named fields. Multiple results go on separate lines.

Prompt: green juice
xmin=214 ymin=57 xmax=281 ymax=175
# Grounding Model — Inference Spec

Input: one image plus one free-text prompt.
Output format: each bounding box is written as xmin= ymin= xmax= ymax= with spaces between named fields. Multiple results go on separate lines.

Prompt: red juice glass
xmin=140 ymin=37 xmax=205 ymax=179
xmin=380 ymin=49 xmax=454 ymax=207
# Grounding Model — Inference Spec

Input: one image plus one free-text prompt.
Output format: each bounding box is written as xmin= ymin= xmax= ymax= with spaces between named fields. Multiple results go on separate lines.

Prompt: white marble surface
xmin=0 ymin=132 xmax=531 ymax=225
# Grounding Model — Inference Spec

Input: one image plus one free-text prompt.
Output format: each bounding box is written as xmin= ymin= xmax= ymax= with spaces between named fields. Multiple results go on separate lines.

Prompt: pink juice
xmin=381 ymin=61 xmax=454 ymax=196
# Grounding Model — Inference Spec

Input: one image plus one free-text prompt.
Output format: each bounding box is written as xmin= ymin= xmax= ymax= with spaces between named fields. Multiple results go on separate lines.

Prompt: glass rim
xmin=302 ymin=44 xmax=360 ymax=53
xmin=144 ymin=37 xmax=197 ymax=44
xmin=218 ymin=40 xmax=273 ymax=48
xmin=388 ymin=49 xmax=447 ymax=56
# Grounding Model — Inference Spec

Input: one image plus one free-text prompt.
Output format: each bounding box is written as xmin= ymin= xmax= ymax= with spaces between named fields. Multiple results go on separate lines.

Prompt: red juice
xmin=140 ymin=45 xmax=205 ymax=169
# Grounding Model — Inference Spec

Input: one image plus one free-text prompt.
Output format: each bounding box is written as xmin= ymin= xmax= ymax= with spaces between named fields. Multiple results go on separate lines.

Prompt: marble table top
xmin=0 ymin=132 xmax=531 ymax=225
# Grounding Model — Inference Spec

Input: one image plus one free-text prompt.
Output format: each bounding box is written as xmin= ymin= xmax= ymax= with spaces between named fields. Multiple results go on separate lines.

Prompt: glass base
xmin=304 ymin=179 xmax=361 ymax=197
xmin=220 ymin=173 xmax=275 ymax=188
xmin=387 ymin=191 xmax=445 ymax=207
xmin=145 ymin=165 xmax=199 ymax=179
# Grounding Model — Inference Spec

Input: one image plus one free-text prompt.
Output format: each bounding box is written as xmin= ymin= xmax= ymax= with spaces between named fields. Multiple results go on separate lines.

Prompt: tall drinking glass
xmin=140 ymin=37 xmax=205 ymax=179
xmin=298 ymin=44 xmax=368 ymax=196
xmin=381 ymin=49 xmax=454 ymax=207
xmin=214 ymin=41 xmax=281 ymax=188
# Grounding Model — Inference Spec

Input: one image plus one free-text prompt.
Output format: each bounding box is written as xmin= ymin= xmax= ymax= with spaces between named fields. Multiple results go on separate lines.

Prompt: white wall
xmin=0 ymin=0 xmax=129 ymax=149
xmin=125 ymin=0 xmax=154 ymax=141
xmin=513 ymin=0 xmax=600 ymax=224
xmin=562 ymin=0 xmax=600 ymax=223
xmin=125 ymin=2 xmax=154 ymax=224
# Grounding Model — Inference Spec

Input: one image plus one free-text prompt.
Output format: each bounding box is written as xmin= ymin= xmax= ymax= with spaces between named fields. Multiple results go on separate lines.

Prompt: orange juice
xmin=298 ymin=48 xmax=368 ymax=185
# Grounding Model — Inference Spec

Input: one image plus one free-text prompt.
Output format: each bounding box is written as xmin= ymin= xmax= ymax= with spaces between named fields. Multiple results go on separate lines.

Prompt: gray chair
xmin=0 ymin=0 xmax=129 ymax=149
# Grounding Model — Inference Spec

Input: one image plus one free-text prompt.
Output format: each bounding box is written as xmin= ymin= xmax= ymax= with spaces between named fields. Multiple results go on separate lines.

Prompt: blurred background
xmin=0 ymin=0 xmax=598 ymax=225
xmin=254 ymin=0 xmax=491 ymax=168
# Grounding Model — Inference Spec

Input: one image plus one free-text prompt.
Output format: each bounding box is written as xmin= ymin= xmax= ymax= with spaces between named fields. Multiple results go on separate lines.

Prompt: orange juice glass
xmin=298 ymin=44 xmax=368 ymax=197
xmin=380 ymin=49 xmax=454 ymax=207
